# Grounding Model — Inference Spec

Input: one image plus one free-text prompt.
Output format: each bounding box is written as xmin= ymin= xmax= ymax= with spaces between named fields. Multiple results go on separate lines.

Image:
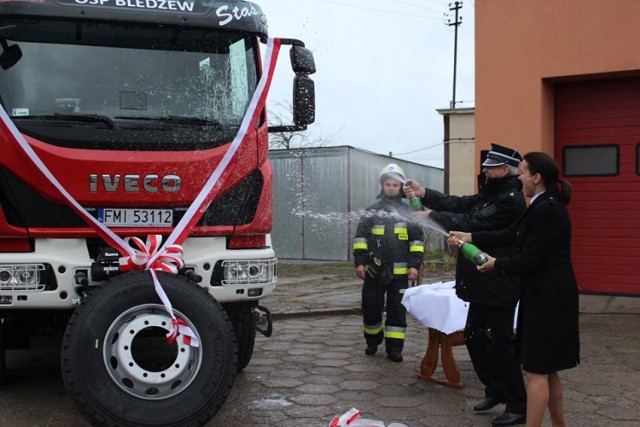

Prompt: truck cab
xmin=0 ymin=1 xmax=315 ymax=425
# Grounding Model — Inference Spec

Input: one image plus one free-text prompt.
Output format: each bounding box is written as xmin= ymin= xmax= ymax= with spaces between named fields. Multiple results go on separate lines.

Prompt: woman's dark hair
xmin=523 ymin=152 xmax=572 ymax=205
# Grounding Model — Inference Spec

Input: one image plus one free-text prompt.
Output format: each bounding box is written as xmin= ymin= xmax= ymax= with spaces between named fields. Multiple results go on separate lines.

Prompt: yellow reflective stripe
xmin=364 ymin=325 xmax=384 ymax=335
xmin=410 ymin=245 xmax=424 ymax=252
xmin=393 ymin=262 xmax=408 ymax=275
xmin=371 ymin=226 xmax=384 ymax=235
xmin=354 ymin=238 xmax=367 ymax=250
xmin=394 ymin=227 xmax=408 ymax=234
xmin=384 ymin=331 xmax=406 ymax=340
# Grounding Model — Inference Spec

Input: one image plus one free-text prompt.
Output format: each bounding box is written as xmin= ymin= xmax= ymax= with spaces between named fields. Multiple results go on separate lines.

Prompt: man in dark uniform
xmin=405 ymin=144 xmax=528 ymax=426
xmin=353 ymin=163 xmax=425 ymax=363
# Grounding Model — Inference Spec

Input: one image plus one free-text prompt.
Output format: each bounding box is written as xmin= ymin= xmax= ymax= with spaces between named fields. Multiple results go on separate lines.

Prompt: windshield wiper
xmin=115 ymin=115 xmax=223 ymax=130
xmin=12 ymin=114 xmax=117 ymax=129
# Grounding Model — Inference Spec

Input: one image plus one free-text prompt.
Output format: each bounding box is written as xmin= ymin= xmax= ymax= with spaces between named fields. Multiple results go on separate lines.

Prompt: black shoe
xmin=365 ymin=345 xmax=378 ymax=356
xmin=491 ymin=412 xmax=526 ymax=426
xmin=473 ymin=396 xmax=504 ymax=411
xmin=386 ymin=351 xmax=403 ymax=362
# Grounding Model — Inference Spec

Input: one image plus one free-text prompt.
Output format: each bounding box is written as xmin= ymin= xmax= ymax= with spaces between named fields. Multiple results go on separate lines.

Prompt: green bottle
xmin=404 ymin=183 xmax=425 ymax=211
xmin=459 ymin=242 xmax=488 ymax=266
xmin=409 ymin=195 xmax=425 ymax=211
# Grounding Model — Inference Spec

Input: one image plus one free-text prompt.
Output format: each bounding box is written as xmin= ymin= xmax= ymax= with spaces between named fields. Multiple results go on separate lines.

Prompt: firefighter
xmin=353 ymin=163 xmax=424 ymax=362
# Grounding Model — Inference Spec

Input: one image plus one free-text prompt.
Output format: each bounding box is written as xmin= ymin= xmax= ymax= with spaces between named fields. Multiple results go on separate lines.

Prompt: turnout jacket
xmin=353 ymin=196 xmax=424 ymax=282
xmin=422 ymin=175 xmax=526 ymax=307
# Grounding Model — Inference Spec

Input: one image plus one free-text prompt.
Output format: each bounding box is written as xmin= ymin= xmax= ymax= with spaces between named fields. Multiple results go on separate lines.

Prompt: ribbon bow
xmin=119 ymin=235 xmax=185 ymax=273
xmin=119 ymin=235 xmax=200 ymax=348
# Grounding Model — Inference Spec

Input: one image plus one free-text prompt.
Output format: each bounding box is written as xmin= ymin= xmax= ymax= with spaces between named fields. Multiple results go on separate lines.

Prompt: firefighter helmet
xmin=379 ymin=163 xmax=406 ymax=184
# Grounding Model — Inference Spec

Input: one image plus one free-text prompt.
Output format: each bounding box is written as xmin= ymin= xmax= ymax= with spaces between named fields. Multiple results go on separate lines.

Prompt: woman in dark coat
xmin=450 ymin=152 xmax=579 ymax=427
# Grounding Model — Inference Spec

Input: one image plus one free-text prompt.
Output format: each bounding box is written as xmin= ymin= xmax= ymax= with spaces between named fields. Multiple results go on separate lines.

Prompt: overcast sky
xmin=259 ymin=0 xmax=475 ymax=168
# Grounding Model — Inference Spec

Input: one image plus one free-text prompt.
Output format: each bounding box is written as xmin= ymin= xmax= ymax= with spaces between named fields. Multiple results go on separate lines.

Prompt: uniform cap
xmin=482 ymin=143 xmax=522 ymax=167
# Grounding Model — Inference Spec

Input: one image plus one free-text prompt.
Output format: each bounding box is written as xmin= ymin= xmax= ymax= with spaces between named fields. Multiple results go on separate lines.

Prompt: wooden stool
xmin=418 ymin=328 xmax=465 ymax=388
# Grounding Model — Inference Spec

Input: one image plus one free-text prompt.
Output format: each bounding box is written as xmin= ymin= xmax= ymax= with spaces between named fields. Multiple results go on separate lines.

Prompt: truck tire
xmin=61 ymin=271 xmax=237 ymax=427
xmin=223 ymin=302 xmax=256 ymax=371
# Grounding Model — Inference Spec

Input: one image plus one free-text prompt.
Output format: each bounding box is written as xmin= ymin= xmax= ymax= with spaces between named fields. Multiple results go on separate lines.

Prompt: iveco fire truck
xmin=0 ymin=0 xmax=315 ymax=425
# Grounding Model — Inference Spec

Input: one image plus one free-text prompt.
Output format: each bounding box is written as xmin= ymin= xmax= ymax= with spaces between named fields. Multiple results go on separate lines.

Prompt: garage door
xmin=555 ymin=77 xmax=640 ymax=295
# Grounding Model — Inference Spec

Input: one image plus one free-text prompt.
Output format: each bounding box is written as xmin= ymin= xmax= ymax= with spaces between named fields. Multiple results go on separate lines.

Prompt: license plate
xmin=97 ymin=208 xmax=173 ymax=227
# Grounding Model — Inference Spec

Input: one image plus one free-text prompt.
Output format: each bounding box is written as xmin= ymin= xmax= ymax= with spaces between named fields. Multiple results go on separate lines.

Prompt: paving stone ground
xmin=1 ymin=261 xmax=638 ymax=426
xmin=209 ymin=262 xmax=640 ymax=426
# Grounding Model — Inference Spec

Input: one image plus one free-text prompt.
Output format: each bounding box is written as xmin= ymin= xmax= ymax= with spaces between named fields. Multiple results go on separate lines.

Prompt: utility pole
xmin=447 ymin=1 xmax=462 ymax=109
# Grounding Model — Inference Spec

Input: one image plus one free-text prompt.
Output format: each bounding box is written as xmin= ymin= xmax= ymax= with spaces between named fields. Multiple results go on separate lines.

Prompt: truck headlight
xmin=216 ymin=259 xmax=277 ymax=286
xmin=0 ymin=264 xmax=45 ymax=290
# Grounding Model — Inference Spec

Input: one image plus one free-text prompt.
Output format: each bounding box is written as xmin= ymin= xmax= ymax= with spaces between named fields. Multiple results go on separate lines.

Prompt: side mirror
xmin=293 ymin=75 xmax=315 ymax=126
xmin=290 ymin=46 xmax=316 ymax=75
xmin=0 ymin=42 xmax=22 ymax=70
xmin=268 ymin=39 xmax=316 ymax=133
xmin=0 ymin=25 xmax=21 ymax=70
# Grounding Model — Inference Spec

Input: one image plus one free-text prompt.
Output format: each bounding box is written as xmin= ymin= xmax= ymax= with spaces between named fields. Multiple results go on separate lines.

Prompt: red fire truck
xmin=0 ymin=0 xmax=315 ymax=425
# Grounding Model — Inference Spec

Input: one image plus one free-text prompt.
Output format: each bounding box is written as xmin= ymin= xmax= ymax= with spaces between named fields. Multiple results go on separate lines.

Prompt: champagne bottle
xmin=409 ymin=196 xmax=425 ymax=211
xmin=459 ymin=241 xmax=488 ymax=266
xmin=404 ymin=183 xmax=425 ymax=211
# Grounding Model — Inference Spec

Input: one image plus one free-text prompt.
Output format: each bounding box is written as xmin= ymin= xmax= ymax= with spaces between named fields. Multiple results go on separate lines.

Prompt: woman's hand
xmin=356 ymin=265 xmax=366 ymax=280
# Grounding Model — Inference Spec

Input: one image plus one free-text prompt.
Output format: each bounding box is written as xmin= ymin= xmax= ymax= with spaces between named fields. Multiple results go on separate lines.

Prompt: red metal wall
xmin=555 ymin=77 xmax=640 ymax=295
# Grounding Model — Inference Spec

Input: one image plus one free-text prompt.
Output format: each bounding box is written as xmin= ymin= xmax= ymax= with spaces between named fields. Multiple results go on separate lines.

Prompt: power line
xmin=310 ymin=0 xmax=443 ymax=20
xmin=392 ymin=142 xmax=443 ymax=156
xmin=410 ymin=0 xmax=448 ymax=3
xmin=390 ymin=0 xmax=444 ymax=14
xmin=407 ymin=0 xmax=450 ymax=5
xmin=460 ymin=25 xmax=474 ymax=40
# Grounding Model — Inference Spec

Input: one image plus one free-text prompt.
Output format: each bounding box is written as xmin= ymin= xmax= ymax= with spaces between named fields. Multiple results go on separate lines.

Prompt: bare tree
xmin=268 ymin=101 xmax=342 ymax=150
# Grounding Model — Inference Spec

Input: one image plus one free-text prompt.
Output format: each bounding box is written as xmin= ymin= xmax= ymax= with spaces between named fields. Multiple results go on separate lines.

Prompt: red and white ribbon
xmin=118 ymin=235 xmax=198 ymax=346
xmin=329 ymin=408 xmax=362 ymax=427
xmin=119 ymin=235 xmax=184 ymax=274
xmin=0 ymin=38 xmax=282 ymax=348
xmin=147 ymin=37 xmax=282 ymax=265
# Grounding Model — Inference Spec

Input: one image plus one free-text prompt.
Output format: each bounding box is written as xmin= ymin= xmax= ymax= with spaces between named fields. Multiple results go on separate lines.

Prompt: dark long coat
xmin=473 ymin=188 xmax=580 ymax=374
xmin=423 ymin=175 xmax=526 ymax=307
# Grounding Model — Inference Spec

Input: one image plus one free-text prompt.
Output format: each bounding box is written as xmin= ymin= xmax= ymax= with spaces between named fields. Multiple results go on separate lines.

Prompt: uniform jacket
xmin=353 ymin=195 xmax=424 ymax=282
xmin=422 ymin=175 xmax=526 ymax=307
xmin=473 ymin=188 xmax=580 ymax=374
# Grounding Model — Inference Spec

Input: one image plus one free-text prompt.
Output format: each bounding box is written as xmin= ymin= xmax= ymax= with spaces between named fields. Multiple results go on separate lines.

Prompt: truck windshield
xmin=0 ymin=19 xmax=258 ymax=150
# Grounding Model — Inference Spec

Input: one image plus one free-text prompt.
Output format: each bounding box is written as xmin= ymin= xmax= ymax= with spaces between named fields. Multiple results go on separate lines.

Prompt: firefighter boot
xmin=387 ymin=351 xmax=403 ymax=362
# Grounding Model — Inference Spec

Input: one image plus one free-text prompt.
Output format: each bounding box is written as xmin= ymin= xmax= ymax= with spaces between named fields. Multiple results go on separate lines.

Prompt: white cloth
xmin=401 ymin=281 xmax=469 ymax=334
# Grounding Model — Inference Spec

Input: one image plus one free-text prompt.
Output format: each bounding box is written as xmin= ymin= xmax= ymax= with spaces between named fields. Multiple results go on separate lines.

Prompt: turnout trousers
xmin=361 ymin=276 xmax=407 ymax=353
xmin=464 ymin=301 xmax=527 ymax=415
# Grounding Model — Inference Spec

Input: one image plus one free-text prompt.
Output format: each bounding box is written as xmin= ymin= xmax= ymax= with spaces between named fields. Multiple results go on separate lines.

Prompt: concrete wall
xmin=438 ymin=108 xmax=476 ymax=196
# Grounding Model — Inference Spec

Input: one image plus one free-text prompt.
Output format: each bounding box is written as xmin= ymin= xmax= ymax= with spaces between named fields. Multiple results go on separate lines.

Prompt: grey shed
xmin=269 ymin=146 xmax=444 ymax=261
